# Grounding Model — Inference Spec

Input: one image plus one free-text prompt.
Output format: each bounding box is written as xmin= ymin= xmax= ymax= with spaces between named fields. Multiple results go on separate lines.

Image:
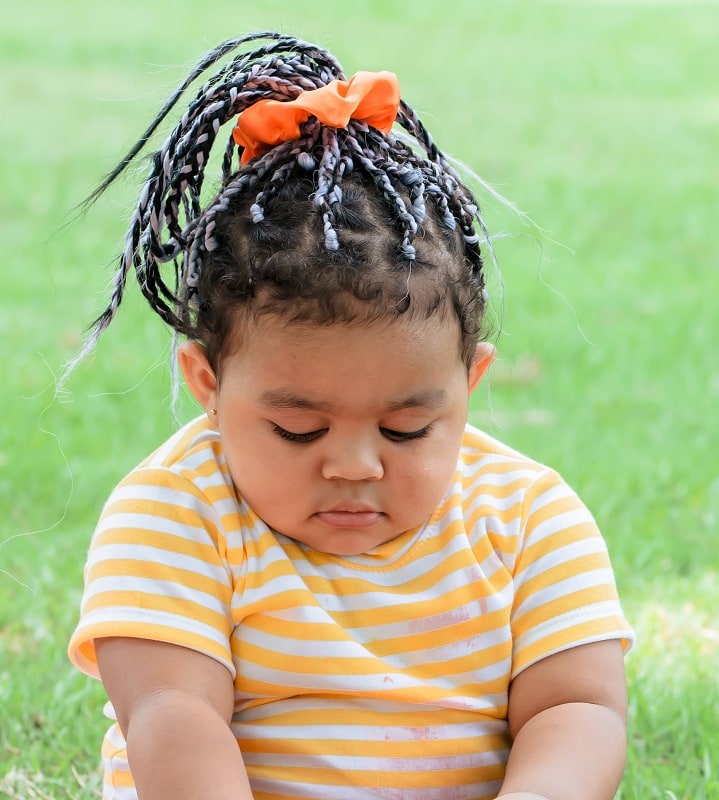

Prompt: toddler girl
xmin=69 ymin=31 xmax=633 ymax=800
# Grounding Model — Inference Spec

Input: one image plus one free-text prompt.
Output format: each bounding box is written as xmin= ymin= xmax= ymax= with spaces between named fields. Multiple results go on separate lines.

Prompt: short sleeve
xmin=68 ymin=466 xmax=236 ymax=679
xmin=510 ymin=468 xmax=634 ymax=678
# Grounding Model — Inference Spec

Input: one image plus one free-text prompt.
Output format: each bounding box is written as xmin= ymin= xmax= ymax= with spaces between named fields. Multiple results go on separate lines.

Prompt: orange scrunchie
xmin=232 ymin=70 xmax=400 ymax=165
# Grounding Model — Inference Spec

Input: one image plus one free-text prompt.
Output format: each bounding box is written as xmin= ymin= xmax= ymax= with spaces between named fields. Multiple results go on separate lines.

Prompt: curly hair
xmin=78 ymin=32 xmax=491 ymax=374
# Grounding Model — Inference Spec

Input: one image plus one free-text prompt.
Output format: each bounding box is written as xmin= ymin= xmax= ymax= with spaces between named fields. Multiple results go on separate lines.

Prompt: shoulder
xmin=137 ymin=414 xmax=225 ymax=473
xmin=451 ymin=424 xmax=598 ymax=557
xmin=457 ymin=422 xmax=559 ymax=498
xmin=126 ymin=415 xmax=228 ymax=486
xmin=101 ymin=415 xmax=238 ymax=531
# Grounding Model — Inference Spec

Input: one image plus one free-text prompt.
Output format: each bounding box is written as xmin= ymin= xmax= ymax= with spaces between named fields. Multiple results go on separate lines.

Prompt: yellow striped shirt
xmin=69 ymin=415 xmax=633 ymax=800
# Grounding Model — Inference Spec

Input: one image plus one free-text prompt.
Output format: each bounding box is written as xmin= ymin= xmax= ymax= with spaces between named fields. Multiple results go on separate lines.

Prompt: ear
xmin=467 ymin=342 xmax=495 ymax=394
xmin=178 ymin=341 xmax=218 ymax=414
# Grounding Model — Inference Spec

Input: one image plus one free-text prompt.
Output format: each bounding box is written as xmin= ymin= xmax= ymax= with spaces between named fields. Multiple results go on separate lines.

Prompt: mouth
xmin=314 ymin=506 xmax=384 ymax=529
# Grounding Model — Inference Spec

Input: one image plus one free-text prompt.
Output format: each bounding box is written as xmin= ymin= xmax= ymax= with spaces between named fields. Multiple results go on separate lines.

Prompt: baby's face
xmin=209 ymin=314 xmax=489 ymax=556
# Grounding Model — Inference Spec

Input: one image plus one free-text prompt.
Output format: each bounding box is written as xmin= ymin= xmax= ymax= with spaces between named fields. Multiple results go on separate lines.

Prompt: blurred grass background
xmin=1 ymin=1 xmax=717 ymax=798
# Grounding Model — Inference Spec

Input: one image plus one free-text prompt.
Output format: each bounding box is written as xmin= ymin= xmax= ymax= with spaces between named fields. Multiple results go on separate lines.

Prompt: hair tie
xmin=233 ymin=71 xmax=400 ymax=165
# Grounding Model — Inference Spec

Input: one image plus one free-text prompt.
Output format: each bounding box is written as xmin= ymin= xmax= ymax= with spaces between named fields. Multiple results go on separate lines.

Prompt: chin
xmin=301 ymin=529 xmax=400 ymax=558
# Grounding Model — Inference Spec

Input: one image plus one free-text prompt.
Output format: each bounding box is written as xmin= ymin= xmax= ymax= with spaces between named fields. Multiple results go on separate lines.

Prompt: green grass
xmin=1 ymin=1 xmax=717 ymax=797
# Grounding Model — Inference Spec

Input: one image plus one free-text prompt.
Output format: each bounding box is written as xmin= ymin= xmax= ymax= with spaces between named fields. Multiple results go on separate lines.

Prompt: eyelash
xmin=271 ymin=424 xmax=433 ymax=444
xmin=271 ymin=425 xmax=324 ymax=443
xmin=381 ymin=425 xmax=432 ymax=443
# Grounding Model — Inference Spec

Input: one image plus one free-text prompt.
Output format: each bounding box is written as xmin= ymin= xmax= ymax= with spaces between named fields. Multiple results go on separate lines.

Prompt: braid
xmin=312 ymin=126 xmax=343 ymax=251
xmin=74 ymin=31 xmax=494 ymax=379
xmin=248 ymin=126 xmax=320 ymax=224
xmin=343 ymin=129 xmax=419 ymax=261
xmin=395 ymin=100 xmax=485 ymax=266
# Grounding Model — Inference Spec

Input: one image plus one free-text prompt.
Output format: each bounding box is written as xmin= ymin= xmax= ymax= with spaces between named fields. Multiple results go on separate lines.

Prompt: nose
xmin=321 ymin=436 xmax=384 ymax=481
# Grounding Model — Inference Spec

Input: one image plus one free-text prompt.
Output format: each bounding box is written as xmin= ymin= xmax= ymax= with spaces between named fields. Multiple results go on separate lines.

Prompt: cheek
xmin=419 ymin=423 xmax=465 ymax=487
xmin=219 ymin=423 xmax=272 ymax=485
xmin=395 ymin=440 xmax=459 ymax=501
xmin=221 ymin=426 xmax=314 ymax=507
xmin=226 ymin=456 xmax=301 ymax=522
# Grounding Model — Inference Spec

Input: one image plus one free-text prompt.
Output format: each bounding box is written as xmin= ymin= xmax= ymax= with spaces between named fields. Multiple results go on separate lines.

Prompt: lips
xmin=315 ymin=505 xmax=383 ymax=529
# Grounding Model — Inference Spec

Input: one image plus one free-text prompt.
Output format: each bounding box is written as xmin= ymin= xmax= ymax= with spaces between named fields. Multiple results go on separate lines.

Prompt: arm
xmin=496 ymin=639 xmax=628 ymax=800
xmin=96 ymin=637 xmax=254 ymax=800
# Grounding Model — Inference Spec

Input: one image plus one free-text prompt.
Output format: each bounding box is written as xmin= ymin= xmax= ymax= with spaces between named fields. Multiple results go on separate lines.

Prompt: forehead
xmin=223 ymin=292 xmax=463 ymax=354
xmin=209 ymin=253 xmax=474 ymax=373
xmin=218 ymin=311 xmax=467 ymax=403
xmin=246 ymin=307 xmax=461 ymax=356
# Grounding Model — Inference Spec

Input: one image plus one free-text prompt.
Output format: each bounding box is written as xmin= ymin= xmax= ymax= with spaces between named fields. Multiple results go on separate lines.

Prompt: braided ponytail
xmin=72 ymin=31 xmax=493 ymax=378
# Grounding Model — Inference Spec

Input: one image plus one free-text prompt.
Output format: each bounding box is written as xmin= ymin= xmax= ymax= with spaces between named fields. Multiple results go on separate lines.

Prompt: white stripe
xmin=242 ymin=749 xmax=508 ymax=771
xmin=104 ymin=481 xmax=215 ymax=511
xmin=524 ymin=476 xmax=571 ymax=513
xmin=82 ymin=576 xmax=231 ymax=615
xmin=233 ymin=718 xmax=508 ymax=742
xmin=235 ymin=659 xmax=503 ymax=708
xmin=513 ymin=567 xmax=617 ymax=620
xmin=515 ymin=538 xmax=608 ymax=585
xmin=524 ymin=505 xmax=596 ymax=546
xmin=514 ymin=601 xmax=626 ymax=651
xmin=461 ymin=452 xmax=541 ymax=481
xmin=277 ymin=558 xmax=508 ymax=612
xmin=236 ymin=699 xmax=510 ymax=727
xmin=88 ymin=542 xmax=229 ymax=578
xmin=76 ymin=607 xmax=234 ymax=669
xmin=252 ymin=596 xmax=511 ymax=654
xmin=464 ymin=483 xmax=527 ymax=515
xmin=97 ymin=512 xmax=218 ymax=540
xmin=237 ymin=620 xmax=510 ymax=673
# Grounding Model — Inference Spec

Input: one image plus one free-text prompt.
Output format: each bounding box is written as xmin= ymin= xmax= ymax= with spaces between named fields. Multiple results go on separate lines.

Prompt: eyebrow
xmin=258 ymin=388 xmax=448 ymax=413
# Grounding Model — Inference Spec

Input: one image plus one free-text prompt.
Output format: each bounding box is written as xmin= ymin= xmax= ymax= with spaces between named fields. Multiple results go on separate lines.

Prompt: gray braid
xmin=344 ymin=128 xmax=420 ymax=260
xmin=76 ymin=36 xmax=347 ymax=338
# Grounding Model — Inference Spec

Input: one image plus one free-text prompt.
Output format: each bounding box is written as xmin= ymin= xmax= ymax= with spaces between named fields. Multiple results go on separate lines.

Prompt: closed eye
xmin=380 ymin=425 xmax=433 ymax=442
xmin=271 ymin=424 xmax=326 ymax=443
xmin=271 ymin=423 xmax=433 ymax=444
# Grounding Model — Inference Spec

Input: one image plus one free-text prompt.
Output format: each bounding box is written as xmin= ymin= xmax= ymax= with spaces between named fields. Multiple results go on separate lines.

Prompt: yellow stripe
xmin=87 ymin=558 xmax=231 ymax=600
xmin=94 ymin=525 xmax=222 ymax=558
xmin=515 ymin=552 xmax=612 ymax=605
xmin=81 ymin=590 xmax=231 ymax=633
xmin=515 ymin=618 xmax=630 ymax=673
xmin=72 ymin=620 xmax=232 ymax=667
xmin=239 ymin=731 xmax=508 ymax=758
xmin=247 ymin=762 xmax=506 ymax=789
